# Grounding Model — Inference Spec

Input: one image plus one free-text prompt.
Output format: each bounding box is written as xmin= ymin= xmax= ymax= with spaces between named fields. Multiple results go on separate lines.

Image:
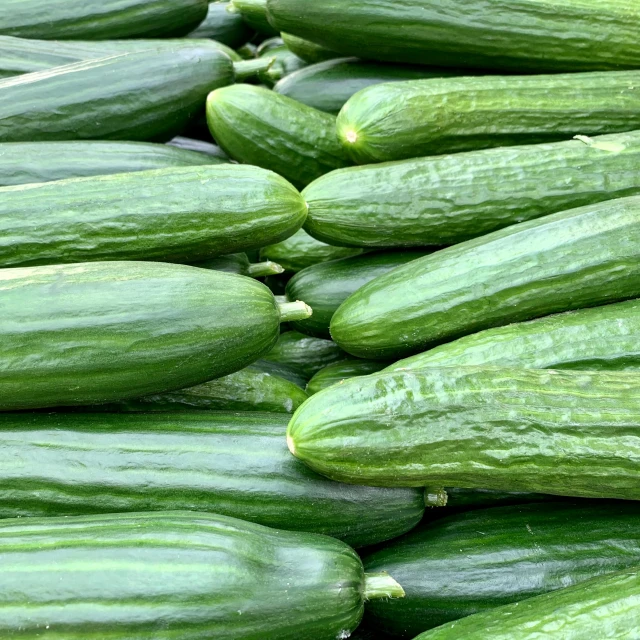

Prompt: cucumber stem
xmin=247 ymin=260 xmax=284 ymax=277
xmin=424 ymin=487 xmax=448 ymax=507
xmin=278 ymin=299 xmax=312 ymax=322
xmin=233 ymin=56 xmax=274 ymax=81
xmin=364 ymin=572 xmax=405 ymax=600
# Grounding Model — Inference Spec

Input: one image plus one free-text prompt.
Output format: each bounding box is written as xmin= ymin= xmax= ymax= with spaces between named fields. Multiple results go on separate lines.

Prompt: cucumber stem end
xmin=364 ymin=572 xmax=405 ymax=600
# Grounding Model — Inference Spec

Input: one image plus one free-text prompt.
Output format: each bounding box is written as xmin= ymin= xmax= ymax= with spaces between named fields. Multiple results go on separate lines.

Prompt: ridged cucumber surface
xmin=281 ymin=32 xmax=341 ymax=63
xmin=187 ymin=1 xmax=253 ymax=47
xmin=330 ymin=195 xmax=640 ymax=359
xmin=287 ymin=366 xmax=640 ymax=498
xmin=306 ymin=359 xmax=387 ymax=395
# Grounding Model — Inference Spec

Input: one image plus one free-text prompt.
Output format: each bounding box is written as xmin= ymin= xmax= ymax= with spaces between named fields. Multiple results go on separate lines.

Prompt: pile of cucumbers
xmin=1 ymin=0 xmax=640 ymax=638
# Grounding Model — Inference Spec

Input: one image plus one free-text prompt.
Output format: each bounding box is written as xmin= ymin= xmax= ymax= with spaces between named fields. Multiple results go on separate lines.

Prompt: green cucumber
xmin=0 ymin=510 xmax=404 ymax=639
xmin=0 ymin=261 xmax=311 ymax=411
xmin=287 ymin=366 xmax=640 ymax=497
xmin=365 ymin=502 xmax=640 ymax=637
xmin=0 ymin=164 xmax=306 ymax=268
xmin=167 ymin=135 xmax=230 ymax=160
xmin=193 ymin=252 xmax=284 ymax=278
xmin=266 ymin=0 xmax=640 ymax=72
xmin=0 ymin=411 xmax=423 ymax=545
xmin=254 ymin=358 xmax=308 ymax=388
xmin=306 ymin=359 xmax=387 ymax=395
xmin=438 ymin=488 xmax=557 ymax=511
xmin=229 ymin=0 xmax=279 ymax=36
xmin=281 ymin=32 xmax=341 ymax=63
xmin=187 ymin=0 xmax=253 ymax=47
xmin=258 ymin=43 xmax=307 ymax=86
xmin=330 ymin=195 xmax=640 ymax=359
xmin=286 ymin=251 xmax=427 ymax=337
xmin=0 ymin=0 xmax=208 ymax=40
xmin=338 ymin=72 xmax=640 ymax=164
xmin=0 ymin=45 xmax=269 ymax=143
xmin=275 ymin=57 xmax=463 ymax=114
xmin=414 ymin=568 xmax=640 ymax=640
xmin=261 ymin=228 xmax=363 ymax=273
xmin=257 ymin=36 xmax=285 ymax=55
xmin=236 ymin=42 xmax=258 ymax=59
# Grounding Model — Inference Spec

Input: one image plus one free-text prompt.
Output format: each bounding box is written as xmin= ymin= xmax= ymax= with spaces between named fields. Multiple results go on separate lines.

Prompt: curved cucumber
xmin=206 ymin=84 xmax=350 ymax=189
xmin=193 ymin=253 xmax=284 ymax=278
xmin=0 ymin=262 xmax=305 ymax=410
xmin=0 ymin=510 xmax=403 ymax=639
xmin=281 ymin=32 xmax=341 ymax=63
xmin=306 ymin=359 xmax=387 ymax=395
xmin=167 ymin=136 xmax=229 ymax=160
xmin=0 ymin=164 xmax=306 ymax=268
xmin=229 ymin=0 xmax=279 ymax=36
xmin=330 ymin=195 xmax=640 ymax=359
xmin=304 ymin=130 xmax=640 ymax=249
xmin=286 ymin=250 xmax=427 ymax=338
xmin=187 ymin=1 xmax=253 ymax=47
xmin=287 ymin=366 xmax=640 ymax=498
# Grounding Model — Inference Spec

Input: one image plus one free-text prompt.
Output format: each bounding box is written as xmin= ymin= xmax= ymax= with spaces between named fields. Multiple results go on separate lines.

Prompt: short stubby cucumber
xmin=0 ymin=261 xmax=311 ymax=410
xmin=330 ymin=196 xmax=640 ymax=359
xmin=0 ymin=510 xmax=405 ymax=639
xmin=0 ymin=164 xmax=307 ymax=268
xmin=286 ymin=366 xmax=640 ymax=498
xmin=304 ymin=131 xmax=640 ymax=248
xmin=280 ymin=32 xmax=341 ymax=63
xmin=306 ymin=359 xmax=387 ymax=395
xmin=187 ymin=1 xmax=253 ymax=47
xmin=193 ymin=253 xmax=284 ymax=278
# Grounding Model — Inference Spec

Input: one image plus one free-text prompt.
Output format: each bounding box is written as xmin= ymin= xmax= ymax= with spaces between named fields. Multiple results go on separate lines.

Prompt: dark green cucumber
xmin=286 ymin=250 xmax=428 ymax=337
xmin=0 ymin=262 xmax=311 ymax=411
xmin=193 ymin=252 xmax=284 ymax=278
xmin=229 ymin=0 xmax=279 ymax=36
xmin=0 ymin=0 xmax=208 ymax=40
xmin=187 ymin=0 xmax=253 ymax=47
xmin=287 ymin=366 xmax=640 ymax=497
xmin=257 ymin=36 xmax=285 ymax=55
xmin=0 ymin=45 xmax=269 ymax=143
xmin=0 ymin=510 xmax=404 ymax=639
xmin=267 ymin=0 xmax=640 ymax=72
xmin=338 ymin=72 xmax=640 ymax=163
xmin=206 ymin=85 xmax=350 ymax=189
xmin=0 ymin=164 xmax=306 ymax=267
xmin=330 ymin=195 xmax=640 ymax=359
xmin=254 ymin=358 xmax=309 ymax=388
xmin=281 ymin=32 xmax=341 ymax=63
xmin=365 ymin=502 xmax=640 ymax=637
xmin=437 ymin=488 xmax=557 ymax=511
xmin=390 ymin=299 xmax=640 ymax=373
xmin=167 ymin=135 xmax=230 ymax=160
xmin=258 ymin=43 xmax=307 ymax=86
xmin=275 ymin=58 xmax=463 ymax=114
xmin=261 ymin=228 xmax=363 ymax=273
xmin=306 ymin=359 xmax=387 ymax=395
xmin=414 ymin=568 xmax=640 ymax=640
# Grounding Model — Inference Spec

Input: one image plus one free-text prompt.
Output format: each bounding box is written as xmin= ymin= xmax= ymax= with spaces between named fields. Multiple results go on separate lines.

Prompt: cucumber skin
xmin=167 ymin=136 xmax=229 ymax=160
xmin=0 ymin=164 xmax=306 ymax=268
xmin=259 ymin=44 xmax=308 ymax=86
xmin=192 ymin=252 xmax=265 ymax=277
xmin=231 ymin=0 xmax=279 ymax=36
xmin=281 ymin=32 xmax=340 ymax=63
xmin=0 ymin=262 xmax=282 ymax=410
xmin=206 ymin=84 xmax=350 ymax=190
xmin=306 ymin=359 xmax=387 ymax=395
xmin=0 ymin=46 xmax=236 ymax=143
xmin=440 ymin=488 xmax=556 ymax=511
xmin=187 ymin=1 xmax=253 ymax=47
xmin=330 ymin=195 xmax=640 ymax=359
xmin=0 ymin=510 xmax=365 ymax=639
xmin=414 ymin=568 xmax=640 ymax=640
xmin=287 ymin=366 xmax=640 ymax=498
xmin=365 ymin=502 xmax=640 ymax=636
xmin=267 ymin=0 xmax=640 ymax=72
xmin=286 ymin=251 xmax=427 ymax=338
xmin=0 ymin=0 xmax=208 ymax=40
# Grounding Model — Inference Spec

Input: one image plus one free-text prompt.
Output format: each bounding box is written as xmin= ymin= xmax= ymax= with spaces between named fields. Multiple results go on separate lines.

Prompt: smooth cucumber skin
xmin=287 ymin=367 xmax=640 ymax=497
xmin=306 ymin=359 xmax=387 ymax=395
xmin=167 ymin=135 xmax=230 ymax=160
xmin=281 ymin=32 xmax=341 ymax=63
xmin=0 ymin=164 xmax=306 ymax=267
xmin=231 ymin=0 xmax=279 ymax=36
xmin=330 ymin=196 xmax=640 ymax=360
xmin=0 ymin=262 xmax=283 ymax=410
xmin=414 ymin=568 xmax=640 ymax=640
xmin=267 ymin=0 xmax=640 ymax=72
xmin=187 ymin=1 xmax=253 ymax=47
xmin=0 ymin=510 xmax=365 ymax=639
xmin=255 ymin=358 xmax=309 ymax=389
xmin=364 ymin=502 xmax=640 ymax=637
xmin=0 ymin=46 xmax=236 ymax=143
xmin=206 ymin=84 xmax=350 ymax=189
xmin=286 ymin=251 xmax=427 ymax=338
xmin=0 ymin=0 xmax=208 ymax=39
xmin=304 ymin=131 xmax=640 ymax=249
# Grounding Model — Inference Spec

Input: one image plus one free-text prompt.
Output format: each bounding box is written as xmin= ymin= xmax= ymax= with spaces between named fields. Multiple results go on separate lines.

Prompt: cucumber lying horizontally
xmin=0 ymin=164 xmax=306 ymax=267
xmin=287 ymin=366 xmax=640 ymax=498
xmin=187 ymin=0 xmax=253 ymax=47
xmin=193 ymin=253 xmax=284 ymax=278
xmin=167 ymin=136 xmax=229 ymax=160
xmin=281 ymin=32 xmax=341 ymax=63
xmin=306 ymin=359 xmax=387 ymax=395
xmin=435 ymin=489 xmax=556 ymax=511
xmin=330 ymin=195 xmax=640 ymax=359
xmin=364 ymin=502 xmax=640 ymax=636
xmin=229 ymin=0 xmax=279 ymax=36
xmin=0 ymin=262 xmax=310 ymax=410
xmin=0 ymin=510 xmax=404 ymax=639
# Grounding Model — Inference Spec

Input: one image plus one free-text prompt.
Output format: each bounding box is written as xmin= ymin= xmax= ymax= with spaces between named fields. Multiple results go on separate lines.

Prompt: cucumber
xmin=266 ymin=0 xmax=640 ymax=72
xmin=364 ymin=502 xmax=640 ymax=637
xmin=286 ymin=250 xmax=428 ymax=337
xmin=229 ymin=0 xmax=279 ymax=36
xmin=0 ymin=261 xmax=311 ymax=411
xmin=193 ymin=253 xmax=284 ymax=278
xmin=287 ymin=366 xmax=640 ymax=498
xmin=0 ymin=45 xmax=269 ymax=143
xmin=236 ymin=42 xmax=258 ymax=59
xmin=439 ymin=488 xmax=558 ymax=511
xmin=306 ymin=359 xmax=387 ymax=395
xmin=0 ymin=0 xmax=208 ymax=40
xmin=257 ymin=36 xmax=284 ymax=55
xmin=0 ymin=164 xmax=306 ymax=268
xmin=390 ymin=299 xmax=640 ymax=373
xmin=414 ymin=568 xmax=640 ymax=640
xmin=338 ymin=72 xmax=640 ymax=164
xmin=167 ymin=135 xmax=230 ymax=160
xmin=206 ymin=85 xmax=350 ymax=189
xmin=261 ymin=228 xmax=363 ymax=273
xmin=275 ymin=58 xmax=463 ymax=114
xmin=0 ymin=510 xmax=404 ymax=639
xmin=330 ymin=195 xmax=640 ymax=359
xmin=281 ymin=32 xmax=341 ymax=63
xmin=258 ymin=43 xmax=307 ymax=86
xmin=187 ymin=0 xmax=253 ymax=47
xmin=254 ymin=358 xmax=308 ymax=388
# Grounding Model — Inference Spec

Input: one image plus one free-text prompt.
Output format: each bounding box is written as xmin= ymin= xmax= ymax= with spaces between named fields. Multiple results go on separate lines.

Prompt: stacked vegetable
xmin=1 ymin=0 xmax=640 ymax=638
